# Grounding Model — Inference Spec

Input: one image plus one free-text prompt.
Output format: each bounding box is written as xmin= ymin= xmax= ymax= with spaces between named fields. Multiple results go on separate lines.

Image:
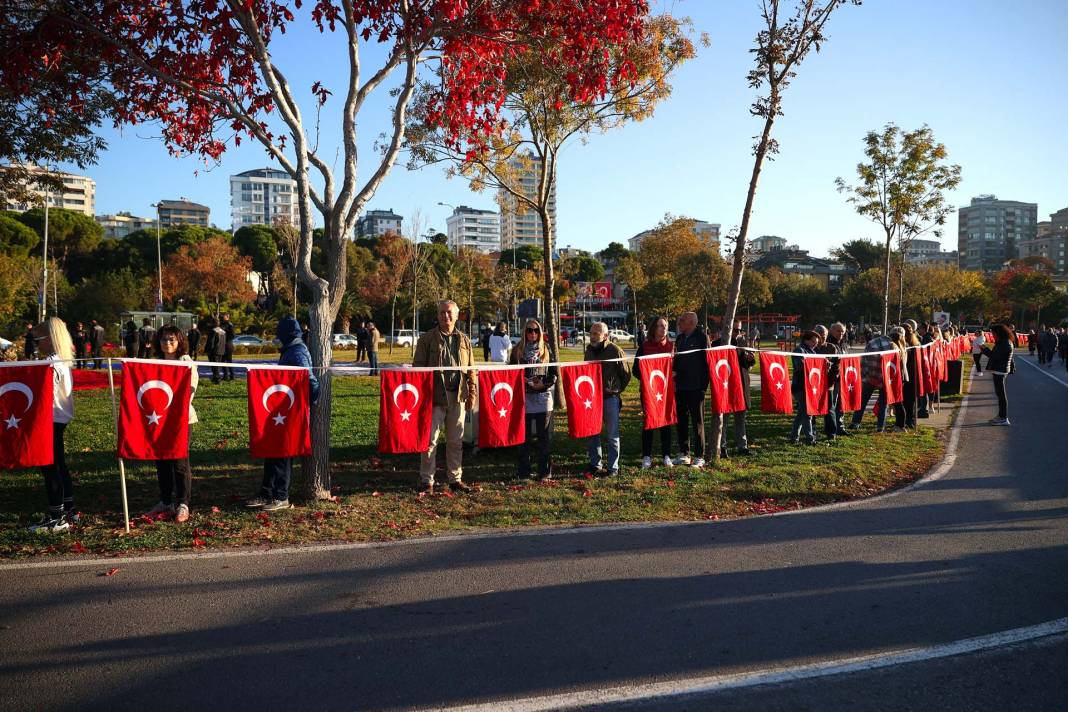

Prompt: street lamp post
xmin=39 ymin=172 xmax=50 ymax=322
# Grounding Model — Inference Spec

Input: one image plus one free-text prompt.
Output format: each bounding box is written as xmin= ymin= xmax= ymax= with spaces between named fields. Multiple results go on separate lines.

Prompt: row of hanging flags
xmin=0 ymin=335 xmax=972 ymax=469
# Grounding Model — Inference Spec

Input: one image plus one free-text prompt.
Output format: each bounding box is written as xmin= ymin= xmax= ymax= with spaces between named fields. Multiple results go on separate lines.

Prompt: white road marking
xmin=1017 ymin=354 xmax=1068 ymax=388
xmin=438 ymin=618 xmax=1068 ymax=711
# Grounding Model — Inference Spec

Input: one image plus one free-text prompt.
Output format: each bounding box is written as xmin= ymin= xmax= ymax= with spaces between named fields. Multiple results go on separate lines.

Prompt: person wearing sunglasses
xmin=509 ymin=320 xmax=557 ymax=481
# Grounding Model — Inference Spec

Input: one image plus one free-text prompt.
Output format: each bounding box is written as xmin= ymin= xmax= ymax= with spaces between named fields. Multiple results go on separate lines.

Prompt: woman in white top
xmin=146 ymin=325 xmax=199 ymax=523
xmin=489 ymin=321 xmax=511 ymax=363
xmin=970 ymin=329 xmax=986 ymax=375
xmin=28 ymin=317 xmax=76 ymax=533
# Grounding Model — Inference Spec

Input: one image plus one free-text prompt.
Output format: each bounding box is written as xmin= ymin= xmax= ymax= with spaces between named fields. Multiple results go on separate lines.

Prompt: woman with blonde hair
xmin=27 ymin=317 xmax=76 ymax=533
xmin=509 ymin=319 xmax=557 ymax=481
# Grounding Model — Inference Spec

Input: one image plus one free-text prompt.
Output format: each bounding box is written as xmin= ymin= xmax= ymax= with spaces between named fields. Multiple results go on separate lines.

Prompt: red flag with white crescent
xmin=560 ymin=362 xmax=603 ymax=438
xmin=913 ymin=346 xmax=928 ymax=397
xmin=758 ymin=352 xmax=793 ymax=414
xmin=247 ymin=368 xmax=310 ymax=459
xmin=803 ymin=356 xmax=829 ymax=415
xmin=706 ymin=347 xmax=746 ymax=414
xmin=478 ymin=368 xmax=525 ymax=448
xmin=118 ymin=361 xmax=192 ymax=460
xmin=638 ymin=354 xmax=676 ymax=430
xmin=378 ymin=369 xmax=434 ymax=454
xmin=838 ymin=355 xmax=862 ymax=413
xmin=881 ymin=352 xmax=904 ymax=405
xmin=0 ymin=364 xmax=54 ymax=469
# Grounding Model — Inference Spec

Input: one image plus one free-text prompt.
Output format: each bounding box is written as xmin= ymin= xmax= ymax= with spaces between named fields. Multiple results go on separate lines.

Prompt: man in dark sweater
xmin=673 ymin=312 xmax=709 ymax=468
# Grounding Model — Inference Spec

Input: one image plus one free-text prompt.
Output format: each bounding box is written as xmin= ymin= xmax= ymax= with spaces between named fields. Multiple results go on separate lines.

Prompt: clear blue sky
xmin=81 ymin=0 xmax=1068 ymax=257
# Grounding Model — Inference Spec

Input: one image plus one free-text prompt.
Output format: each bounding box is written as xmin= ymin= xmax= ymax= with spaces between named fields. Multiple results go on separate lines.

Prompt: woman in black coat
xmin=981 ymin=324 xmax=1014 ymax=426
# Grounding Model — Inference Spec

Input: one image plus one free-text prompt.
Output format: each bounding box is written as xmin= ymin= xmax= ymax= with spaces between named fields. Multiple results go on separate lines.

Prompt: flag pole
xmin=105 ymin=358 xmax=130 ymax=534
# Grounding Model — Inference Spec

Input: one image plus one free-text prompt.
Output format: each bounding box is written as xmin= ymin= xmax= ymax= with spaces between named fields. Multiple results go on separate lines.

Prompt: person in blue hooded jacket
xmin=245 ymin=317 xmax=320 ymax=511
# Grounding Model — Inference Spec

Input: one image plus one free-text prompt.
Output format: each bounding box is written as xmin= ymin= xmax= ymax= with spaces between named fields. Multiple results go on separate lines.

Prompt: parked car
xmin=608 ymin=329 xmax=634 ymax=343
xmin=332 ymin=333 xmax=359 ymax=348
xmin=233 ymin=335 xmax=265 ymax=346
xmin=391 ymin=329 xmax=419 ymax=347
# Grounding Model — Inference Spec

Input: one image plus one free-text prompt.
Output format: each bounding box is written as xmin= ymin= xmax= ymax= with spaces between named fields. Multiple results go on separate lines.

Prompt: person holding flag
xmin=711 ymin=322 xmax=755 ymax=458
xmin=509 ymin=319 xmax=557 ymax=481
xmin=584 ymin=322 xmax=631 ymax=477
xmin=673 ymin=312 xmax=709 ymax=468
xmin=816 ymin=323 xmax=850 ymax=439
xmin=27 ymin=318 xmax=76 ymax=533
xmin=636 ymin=317 xmax=674 ymax=469
xmin=848 ymin=330 xmax=893 ymax=432
xmin=245 ymin=317 xmax=320 ymax=510
xmin=790 ymin=330 xmax=820 ymax=445
xmin=413 ymin=300 xmax=477 ymax=494
xmin=146 ymin=325 xmax=199 ymax=523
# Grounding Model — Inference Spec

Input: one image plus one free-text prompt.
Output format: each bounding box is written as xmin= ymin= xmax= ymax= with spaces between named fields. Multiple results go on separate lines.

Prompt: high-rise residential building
xmin=957 ymin=195 xmax=1038 ymax=272
xmin=3 ymin=164 xmax=96 ymax=217
xmin=1019 ymin=206 xmax=1068 ymax=274
xmin=498 ymin=155 xmax=557 ymax=249
xmin=157 ymin=199 xmax=210 ymax=228
xmin=904 ymin=238 xmax=958 ymax=267
xmin=230 ymin=168 xmax=299 ymax=231
xmin=96 ymin=212 xmax=158 ymax=239
xmin=751 ymin=235 xmax=788 ymax=253
xmin=628 ymin=219 xmax=721 ymax=252
xmin=446 ymin=205 xmax=500 ymax=253
xmin=356 ymin=208 xmax=403 ymax=239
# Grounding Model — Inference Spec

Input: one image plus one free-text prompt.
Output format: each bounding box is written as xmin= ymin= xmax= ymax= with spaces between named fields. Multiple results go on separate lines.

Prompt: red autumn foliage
xmin=102 ymin=567 xmax=121 ymax=576
xmin=70 ymin=541 xmax=88 ymax=554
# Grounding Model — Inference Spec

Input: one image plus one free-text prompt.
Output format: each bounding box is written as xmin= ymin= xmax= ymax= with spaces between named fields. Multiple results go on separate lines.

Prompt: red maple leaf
xmin=70 ymin=541 xmax=88 ymax=554
xmin=102 ymin=567 xmax=121 ymax=577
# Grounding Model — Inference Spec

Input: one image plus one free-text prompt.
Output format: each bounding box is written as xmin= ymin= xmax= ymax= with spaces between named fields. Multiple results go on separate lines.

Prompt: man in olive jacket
xmin=412 ymin=300 xmax=477 ymax=494
xmin=583 ymin=322 xmax=631 ymax=476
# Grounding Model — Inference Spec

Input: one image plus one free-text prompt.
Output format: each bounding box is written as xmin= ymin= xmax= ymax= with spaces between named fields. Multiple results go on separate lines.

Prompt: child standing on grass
xmin=146 ymin=325 xmax=199 ymax=523
xmin=27 ymin=318 xmax=76 ymax=533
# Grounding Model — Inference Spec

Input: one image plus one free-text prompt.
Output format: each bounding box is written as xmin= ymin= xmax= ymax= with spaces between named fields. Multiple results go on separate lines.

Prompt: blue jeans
xmin=260 ymin=458 xmax=292 ymax=501
xmin=824 ymin=388 xmax=845 ymax=436
xmin=368 ymin=352 xmax=379 ymax=374
xmin=587 ymin=395 xmax=621 ymax=472
xmin=850 ymin=383 xmax=888 ymax=431
xmin=790 ymin=390 xmax=815 ymax=443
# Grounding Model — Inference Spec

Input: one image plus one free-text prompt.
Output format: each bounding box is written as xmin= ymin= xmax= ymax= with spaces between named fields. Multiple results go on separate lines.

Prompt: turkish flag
xmin=706 ymin=347 xmax=746 ymax=414
xmin=838 ymin=355 xmax=862 ymax=413
xmin=759 ymin=352 xmax=793 ymax=414
xmin=560 ymin=362 xmax=603 ymax=438
xmin=913 ymin=347 xmax=928 ymax=397
xmin=118 ymin=361 xmax=192 ymax=460
xmin=378 ymin=369 xmax=433 ymax=454
xmin=937 ymin=341 xmax=949 ymax=383
xmin=881 ymin=352 xmax=904 ymax=405
xmin=803 ymin=357 xmax=829 ymax=415
xmin=247 ymin=368 xmax=311 ymax=459
xmin=478 ymin=368 xmax=525 ymax=448
xmin=638 ymin=354 xmax=676 ymax=430
xmin=0 ymin=364 xmax=54 ymax=469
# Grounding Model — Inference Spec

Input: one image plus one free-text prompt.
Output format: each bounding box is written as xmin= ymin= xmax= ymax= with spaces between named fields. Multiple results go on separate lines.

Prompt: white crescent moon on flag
xmin=845 ymin=365 xmax=858 ymax=383
xmin=0 ymin=382 xmax=34 ymax=412
xmin=768 ymin=361 xmax=786 ymax=382
xmin=714 ymin=358 xmax=731 ymax=381
xmin=649 ymin=369 xmax=667 ymax=390
xmin=392 ymin=383 xmax=419 ymax=408
xmin=574 ymin=375 xmax=596 ymax=399
xmin=136 ymin=380 xmax=174 ymax=411
xmin=490 ymin=381 xmax=514 ymax=406
xmin=808 ymin=367 xmax=821 ymax=386
xmin=261 ymin=384 xmax=296 ymax=413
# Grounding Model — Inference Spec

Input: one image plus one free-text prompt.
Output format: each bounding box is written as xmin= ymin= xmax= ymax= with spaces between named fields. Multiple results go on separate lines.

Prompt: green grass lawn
xmin=0 ymin=360 xmax=961 ymax=559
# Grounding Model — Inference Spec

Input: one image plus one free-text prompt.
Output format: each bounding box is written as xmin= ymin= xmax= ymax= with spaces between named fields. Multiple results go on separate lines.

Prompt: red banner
xmin=561 ymin=362 xmax=603 ymax=438
xmin=638 ymin=354 xmax=676 ymax=430
xmin=759 ymin=352 xmax=793 ymax=414
xmin=0 ymin=364 xmax=54 ymax=469
xmin=881 ymin=352 xmax=904 ymax=405
xmin=803 ymin=356 xmax=829 ymax=416
xmin=706 ymin=347 xmax=746 ymax=414
xmin=378 ymin=369 xmax=434 ymax=454
xmin=478 ymin=368 xmax=525 ymax=448
xmin=913 ymin=346 xmax=928 ymax=397
xmin=247 ymin=368 xmax=311 ymax=459
xmin=118 ymin=361 xmax=192 ymax=460
xmin=838 ymin=355 xmax=862 ymax=413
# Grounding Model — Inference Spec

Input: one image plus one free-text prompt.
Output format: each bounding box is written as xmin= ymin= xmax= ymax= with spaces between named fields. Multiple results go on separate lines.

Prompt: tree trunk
xmin=882 ymin=228 xmax=893 ymax=333
xmin=538 ymin=206 xmax=559 ymax=364
xmin=897 ymin=263 xmax=905 ymax=324
xmin=302 ymin=286 xmax=333 ymax=501
xmin=389 ymin=295 xmax=396 ymax=355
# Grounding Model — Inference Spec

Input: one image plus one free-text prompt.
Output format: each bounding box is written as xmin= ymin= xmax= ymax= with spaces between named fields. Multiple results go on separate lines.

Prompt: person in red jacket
xmin=637 ymin=317 xmax=675 ymax=469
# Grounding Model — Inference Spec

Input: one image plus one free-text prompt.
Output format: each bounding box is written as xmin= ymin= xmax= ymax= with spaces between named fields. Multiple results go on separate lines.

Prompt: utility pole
xmin=39 ymin=169 xmax=50 ymax=322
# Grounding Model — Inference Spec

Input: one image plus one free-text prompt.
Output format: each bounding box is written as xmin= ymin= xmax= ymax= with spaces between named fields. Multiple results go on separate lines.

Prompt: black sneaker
xmin=719 ymin=447 xmax=730 ymax=459
xmin=417 ymin=483 xmax=433 ymax=496
xmin=262 ymin=499 xmax=291 ymax=511
xmin=244 ymin=496 xmax=270 ymax=508
xmin=449 ymin=481 xmax=473 ymax=493
xmin=28 ymin=513 xmax=70 ymax=533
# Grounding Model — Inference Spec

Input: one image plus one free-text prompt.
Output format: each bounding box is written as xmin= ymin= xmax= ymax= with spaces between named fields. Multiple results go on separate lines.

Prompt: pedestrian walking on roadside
xmin=220 ymin=314 xmax=236 ymax=380
xmin=510 ymin=319 xmax=557 ymax=481
xmin=136 ymin=318 xmax=155 ymax=359
xmin=145 ymin=325 xmax=199 ymax=523
xmin=89 ymin=319 xmax=106 ymax=368
xmin=366 ymin=320 xmax=380 ymax=375
xmin=981 ymin=323 xmax=1014 ymax=426
xmin=584 ymin=322 xmax=631 ymax=477
xmin=26 ymin=318 xmax=77 ymax=533
xmin=245 ymin=317 xmax=320 ymax=511
xmin=673 ymin=311 xmax=709 ymax=468
xmin=637 ymin=317 xmax=675 ymax=469
xmin=489 ymin=321 xmax=511 ymax=363
xmin=205 ymin=317 xmax=227 ymax=384
xmin=971 ymin=329 xmax=986 ymax=375
xmin=23 ymin=323 xmax=37 ymax=360
xmin=481 ymin=324 xmax=492 ymax=362
xmin=187 ymin=322 xmax=201 ymax=360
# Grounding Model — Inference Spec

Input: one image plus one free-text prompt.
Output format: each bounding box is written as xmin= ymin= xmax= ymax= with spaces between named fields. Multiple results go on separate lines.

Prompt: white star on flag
xmin=4 ymin=414 xmax=19 ymax=429
xmin=400 ymin=410 xmax=412 ymax=421
xmin=722 ymin=380 xmax=729 ymax=388
xmin=775 ymin=381 xmax=784 ymax=390
xmin=583 ymin=399 xmax=593 ymax=409
xmin=498 ymin=407 xmax=508 ymax=418
xmin=272 ymin=413 xmax=287 ymax=426
xmin=146 ymin=411 xmax=161 ymax=426
xmin=655 ymin=392 xmax=663 ymax=402
xmin=847 ymin=384 xmax=854 ymax=392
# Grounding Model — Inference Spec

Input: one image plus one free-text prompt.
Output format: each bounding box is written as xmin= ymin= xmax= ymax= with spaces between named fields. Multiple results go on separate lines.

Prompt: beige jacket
xmin=413 ymin=327 xmax=477 ymax=405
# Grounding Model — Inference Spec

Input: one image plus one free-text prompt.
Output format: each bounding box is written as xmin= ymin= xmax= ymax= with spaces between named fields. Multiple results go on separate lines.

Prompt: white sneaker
xmin=641 ymin=456 xmax=652 ymax=470
xmin=28 ymin=513 xmax=70 ymax=533
xmin=674 ymin=454 xmax=692 ymax=466
xmin=692 ymin=457 xmax=706 ymax=468
xmin=662 ymin=455 xmax=674 ymax=468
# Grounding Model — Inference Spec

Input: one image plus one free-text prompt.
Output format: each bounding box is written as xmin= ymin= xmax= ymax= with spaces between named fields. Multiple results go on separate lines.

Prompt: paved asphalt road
xmin=1 ymin=355 xmax=1066 ymax=711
